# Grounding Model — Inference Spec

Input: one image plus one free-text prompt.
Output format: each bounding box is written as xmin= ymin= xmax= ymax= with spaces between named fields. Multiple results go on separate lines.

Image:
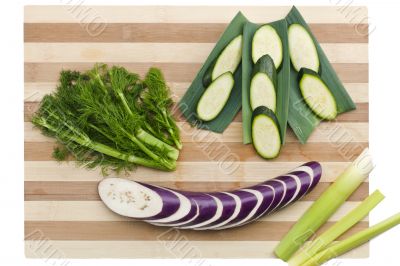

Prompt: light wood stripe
xmin=24 ymin=141 xmax=368 ymax=162
xmin=24 ymin=62 xmax=368 ymax=83
xmin=24 ymin=82 xmax=369 ymax=103
xmin=24 ymin=220 xmax=367 ymax=241
xmin=24 ymin=23 xmax=368 ymax=43
xmin=24 ymin=240 xmax=368 ymax=258
xmin=25 ymin=122 xmax=369 ymax=143
xmin=24 ymin=6 xmax=368 ymax=24
xmin=24 ymin=200 xmax=368 ymax=222
xmin=24 ymin=161 xmax=357 ymax=183
xmin=24 ymin=181 xmax=367 ymax=202
xmin=24 ymin=43 xmax=368 ymax=63
xmin=23 ymin=102 xmax=369 ymax=122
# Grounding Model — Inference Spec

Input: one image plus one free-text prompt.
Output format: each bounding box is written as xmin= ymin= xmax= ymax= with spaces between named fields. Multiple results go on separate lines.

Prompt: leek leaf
xmin=285 ymin=6 xmax=356 ymax=144
xmin=178 ymin=12 xmax=249 ymax=133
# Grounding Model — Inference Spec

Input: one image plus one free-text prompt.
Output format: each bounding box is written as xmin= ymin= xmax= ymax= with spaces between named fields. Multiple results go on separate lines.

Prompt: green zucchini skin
xmin=252 ymin=54 xmax=277 ymax=88
xmin=202 ymin=58 xmax=217 ymax=88
xmin=298 ymin=68 xmax=338 ymax=120
xmin=202 ymin=35 xmax=242 ymax=87
xmin=251 ymin=106 xmax=281 ymax=133
xmin=251 ymin=106 xmax=282 ymax=159
xmin=249 ymin=54 xmax=277 ymax=111
xmin=197 ymin=72 xmax=235 ymax=122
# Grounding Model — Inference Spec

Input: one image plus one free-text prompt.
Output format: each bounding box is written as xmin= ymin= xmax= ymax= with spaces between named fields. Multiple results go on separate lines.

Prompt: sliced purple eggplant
xmin=98 ymin=161 xmax=322 ymax=230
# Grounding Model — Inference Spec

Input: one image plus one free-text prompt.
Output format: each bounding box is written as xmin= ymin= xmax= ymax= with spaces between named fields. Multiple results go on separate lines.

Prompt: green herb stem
xmin=136 ymin=128 xmax=179 ymax=160
xmin=161 ymin=109 xmax=182 ymax=149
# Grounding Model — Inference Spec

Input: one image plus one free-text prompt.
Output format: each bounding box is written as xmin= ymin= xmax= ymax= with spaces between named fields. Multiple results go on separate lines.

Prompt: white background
xmin=0 ymin=0 xmax=399 ymax=265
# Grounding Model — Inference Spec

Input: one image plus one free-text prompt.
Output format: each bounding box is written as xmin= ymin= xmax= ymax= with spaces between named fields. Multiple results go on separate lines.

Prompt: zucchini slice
xmin=197 ymin=72 xmax=235 ymax=121
xmin=299 ymin=68 xmax=337 ymax=120
xmin=288 ymin=23 xmax=319 ymax=72
xmin=252 ymin=24 xmax=283 ymax=69
xmin=251 ymin=106 xmax=281 ymax=159
xmin=203 ymin=35 xmax=242 ymax=87
xmin=250 ymin=54 xmax=277 ymax=112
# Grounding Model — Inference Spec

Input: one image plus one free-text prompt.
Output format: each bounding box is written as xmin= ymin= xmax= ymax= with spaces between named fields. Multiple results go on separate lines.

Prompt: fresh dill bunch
xmin=52 ymin=146 xmax=69 ymax=161
xmin=143 ymin=68 xmax=182 ymax=149
xmin=32 ymin=64 xmax=182 ymax=174
xmin=32 ymin=90 xmax=169 ymax=173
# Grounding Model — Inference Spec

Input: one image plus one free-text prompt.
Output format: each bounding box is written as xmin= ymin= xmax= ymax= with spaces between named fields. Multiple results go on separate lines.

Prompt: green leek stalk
xmin=288 ymin=190 xmax=385 ymax=266
xmin=301 ymin=213 xmax=400 ymax=266
xmin=274 ymin=148 xmax=374 ymax=261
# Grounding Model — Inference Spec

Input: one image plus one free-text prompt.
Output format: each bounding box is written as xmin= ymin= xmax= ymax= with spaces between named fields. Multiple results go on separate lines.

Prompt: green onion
xmin=274 ymin=148 xmax=374 ymax=261
xmin=178 ymin=12 xmax=248 ymax=133
xmin=285 ymin=6 xmax=356 ymax=143
xmin=241 ymin=19 xmax=290 ymax=144
xmin=288 ymin=190 xmax=384 ymax=266
xmin=301 ymin=213 xmax=400 ymax=266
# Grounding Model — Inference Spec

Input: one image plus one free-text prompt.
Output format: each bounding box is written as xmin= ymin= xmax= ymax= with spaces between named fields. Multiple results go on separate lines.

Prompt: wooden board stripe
xmin=24 ymin=200 xmax=368 ymax=222
xmin=24 ymin=62 xmax=368 ymax=83
xmin=24 ymin=5 xmax=369 ymax=259
xmin=24 ymin=23 xmax=368 ymax=43
xmin=24 ymin=43 xmax=368 ymax=63
xmin=24 ymin=6 xmax=368 ymax=24
xmin=24 ymin=181 xmax=368 ymax=202
xmin=24 ymin=240 xmax=368 ymax=258
xmin=24 ymin=161 xmax=357 ymax=183
xmin=25 ymin=141 xmax=368 ymax=162
xmin=23 ymin=102 xmax=369 ymax=123
xmin=25 ymin=220 xmax=367 ymax=241
xmin=24 ymin=82 xmax=369 ymax=103
xmin=25 ymin=122 xmax=369 ymax=143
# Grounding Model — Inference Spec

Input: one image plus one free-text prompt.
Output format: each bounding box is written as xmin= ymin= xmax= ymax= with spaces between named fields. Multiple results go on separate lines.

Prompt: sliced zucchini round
xmin=252 ymin=25 xmax=283 ymax=69
xmin=299 ymin=68 xmax=337 ymax=120
xmin=203 ymin=35 xmax=242 ymax=87
xmin=288 ymin=23 xmax=319 ymax=72
xmin=197 ymin=72 xmax=235 ymax=121
xmin=250 ymin=55 xmax=277 ymax=112
xmin=251 ymin=106 xmax=281 ymax=159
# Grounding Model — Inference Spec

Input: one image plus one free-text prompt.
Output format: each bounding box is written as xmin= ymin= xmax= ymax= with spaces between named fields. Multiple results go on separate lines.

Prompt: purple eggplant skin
xmin=176 ymin=192 xmax=218 ymax=228
xmin=197 ymin=192 xmax=237 ymax=228
xmin=149 ymin=197 xmax=198 ymax=226
xmin=134 ymin=182 xmax=181 ymax=221
xmin=99 ymin=161 xmax=322 ymax=230
xmin=216 ymin=190 xmax=258 ymax=228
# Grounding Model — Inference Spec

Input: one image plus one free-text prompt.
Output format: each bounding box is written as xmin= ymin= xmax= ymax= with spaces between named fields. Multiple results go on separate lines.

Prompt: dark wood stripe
xmin=24 ymin=102 xmax=368 ymax=122
xmin=24 ymin=23 xmax=368 ymax=43
xmin=24 ymin=141 xmax=368 ymax=162
xmin=175 ymin=102 xmax=368 ymax=123
xmin=24 ymin=181 xmax=368 ymax=201
xmin=24 ymin=62 xmax=368 ymax=83
xmin=24 ymin=220 xmax=368 ymax=241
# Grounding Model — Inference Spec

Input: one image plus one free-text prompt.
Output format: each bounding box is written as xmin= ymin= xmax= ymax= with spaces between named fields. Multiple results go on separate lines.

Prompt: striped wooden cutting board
xmin=24 ymin=6 xmax=369 ymax=259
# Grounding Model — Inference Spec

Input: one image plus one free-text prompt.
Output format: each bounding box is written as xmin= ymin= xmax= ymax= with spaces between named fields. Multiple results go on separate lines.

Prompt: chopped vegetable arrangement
xmin=32 ymin=64 xmax=181 ymax=173
xmin=29 ymin=6 xmax=398 ymax=264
